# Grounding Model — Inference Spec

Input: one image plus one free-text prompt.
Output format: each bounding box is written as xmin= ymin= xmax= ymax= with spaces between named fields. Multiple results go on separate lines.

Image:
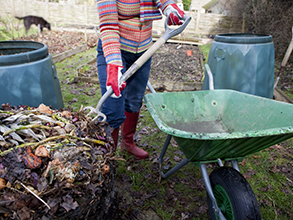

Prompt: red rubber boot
xmin=121 ymin=111 xmax=149 ymax=159
xmin=111 ymin=127 xmax=120 ymax=151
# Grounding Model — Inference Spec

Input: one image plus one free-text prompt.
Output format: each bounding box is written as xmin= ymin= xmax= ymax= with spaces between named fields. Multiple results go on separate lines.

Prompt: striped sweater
xmin=97 ymin=0 xmax=174 ymax=66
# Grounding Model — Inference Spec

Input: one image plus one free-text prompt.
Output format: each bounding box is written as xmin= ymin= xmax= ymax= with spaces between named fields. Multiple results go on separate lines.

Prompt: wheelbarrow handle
xmin=94 ymin=15 xmax=191 ymax=122
xmin=204 ymin=64 xmax=214 ymax=90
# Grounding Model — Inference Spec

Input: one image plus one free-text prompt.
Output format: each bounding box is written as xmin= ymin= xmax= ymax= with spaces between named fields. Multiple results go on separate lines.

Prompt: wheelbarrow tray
xmin=144 ymin=89 xmax=293 ymax=163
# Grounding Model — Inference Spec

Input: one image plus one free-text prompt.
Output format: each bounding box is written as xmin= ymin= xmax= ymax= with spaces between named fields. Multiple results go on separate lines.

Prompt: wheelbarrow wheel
xmin=207 ymin=167 xmax=261 ymax=220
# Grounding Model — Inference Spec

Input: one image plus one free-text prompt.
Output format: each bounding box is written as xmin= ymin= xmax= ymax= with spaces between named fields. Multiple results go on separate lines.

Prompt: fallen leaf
xmin=61 ymin=194 xmax=79 ymax=212
xmin=174 ymin=155 xmax=182 ymax=162
xmin=258 ymin=187 xmax=267 ymax=192
xmin=101 ymin=164 xmax=109 ymax=175
xmin=70 ymin=89 xmax=80 ymax=95
xmin=282 ymin=186 xmax=290 ymax=194
xmin=38 ymin=104 xmax=53 ymax=115
xmin=247 ymin=169 xmax=256 ymax=176
xmin=169 ymin=182 xmax=175 ymax=188
xmin=239 ymin=158 xmax=246 ymax=166
xmin=84 ymin=88 xmax=96 ymax=96
xmin=171 ymin=139 xmax=179 ymax=147
xmin=243 ymin=172 xmax=251 ymax=179
xmin=61 ymin=111 xmax=72 ymax=118
xmin=23 ymin=147 xmax=42 ymax=169
xmin=270 ymin=165 xmax=280 ymax=173
xmin=35 ymin=145 xmax=50 ymax=158
xmin=17 ymin=207 xmax=30 ymax=220
xmin=281 ymin=167 xmax=289 ymax=173
xmin=71 ymin=98 xmax=78 ymax=103
xmin=37 ymin=177 xmax=48 ymax=193
xmin=174 ymin=150 xmax=183 ymax=155
xmin=163 ymin=157 xmax=170 ymax=162
xmin=0 ymin=177 xmax=6 ymax=189
xmin=163 ymin=164 xmax=170 ymax=170
xmin=260 ymin=198 xmax=272 ymax=206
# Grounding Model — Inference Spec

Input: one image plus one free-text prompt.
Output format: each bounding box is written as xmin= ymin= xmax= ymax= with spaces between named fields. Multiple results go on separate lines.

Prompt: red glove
xmin=163 ymin=4 xmax=185 ymax=26
xmin=106 ymin=64 xmax=126 ymax=98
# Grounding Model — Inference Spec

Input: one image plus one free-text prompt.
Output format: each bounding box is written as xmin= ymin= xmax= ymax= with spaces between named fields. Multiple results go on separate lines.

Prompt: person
xmin=96 ymin=0 xmax=185 ymax=159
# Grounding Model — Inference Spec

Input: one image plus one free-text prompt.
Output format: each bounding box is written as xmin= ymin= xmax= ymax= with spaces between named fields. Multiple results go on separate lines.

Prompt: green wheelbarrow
xmin=144 ymin=66 xmax=293 ymax=220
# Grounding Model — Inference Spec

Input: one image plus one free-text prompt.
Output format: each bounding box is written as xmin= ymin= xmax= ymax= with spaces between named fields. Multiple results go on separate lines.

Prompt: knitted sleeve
xmin=97 ymin=0 xmax=122 ymax=66
xmin=155 ymin=0 xmax=175 ymax=12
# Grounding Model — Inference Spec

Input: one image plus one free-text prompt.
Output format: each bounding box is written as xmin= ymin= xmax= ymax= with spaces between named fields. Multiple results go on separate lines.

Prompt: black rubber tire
xmin=207 ymin=167 xmax=262 ymax=220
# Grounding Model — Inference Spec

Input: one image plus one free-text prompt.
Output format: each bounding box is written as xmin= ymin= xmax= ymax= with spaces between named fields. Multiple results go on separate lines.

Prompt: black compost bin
xmin=0 ymin=41 xmax=64 ymax=109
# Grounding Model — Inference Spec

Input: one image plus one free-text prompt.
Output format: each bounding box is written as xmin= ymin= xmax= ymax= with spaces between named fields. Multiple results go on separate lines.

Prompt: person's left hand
xmin=163 ymin=4 xmax=185 ymax=25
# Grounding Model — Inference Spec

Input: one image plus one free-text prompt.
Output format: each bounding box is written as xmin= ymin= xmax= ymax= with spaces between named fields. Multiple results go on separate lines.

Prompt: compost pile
xmin=0 ymin=104 xmax=118 ymax=220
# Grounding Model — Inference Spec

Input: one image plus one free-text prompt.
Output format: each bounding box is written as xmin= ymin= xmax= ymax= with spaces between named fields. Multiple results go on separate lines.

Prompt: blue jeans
xmin=97 ymin=39 xmax=152 ymax=128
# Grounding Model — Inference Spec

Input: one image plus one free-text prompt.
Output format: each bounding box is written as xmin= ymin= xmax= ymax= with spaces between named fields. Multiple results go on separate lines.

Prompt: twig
xmin=274 ymin=26 xmax=293 ymax=89
xmin=153 ymin=58 xmax=165 ymax=67
xmin=5 ymin=185 xmax=26 ymax=194
xmin=31 ymin=135 xmax=67 ymax=150
xmin=0 ymin=110 xmax=14 ymax=114
xmin=17 ymin=180 xmax=51 ymax=210
xmin=40 ymin=187 xmax=57 ymax=196
xmin=0 ymin=143 xmax=33 ymax=156
xmin=100 ymin=155 xmax=126 ymax=167
xmin=268 ymin=196 xmax=278 ymax=220
xmin=66 ymin=134 xmax=107 ymax=145
xmin=155 ymin=161 xmax=162 ymax=184
xmin=52 ymin=114 xmax=71 ymax=124
xmin=111 ymin=157 xmax=126 ymax=162
xmin=3 ymin=124 xmax=53 ymax=136
xmin=81 ymin=142 xmax=96 ymax=163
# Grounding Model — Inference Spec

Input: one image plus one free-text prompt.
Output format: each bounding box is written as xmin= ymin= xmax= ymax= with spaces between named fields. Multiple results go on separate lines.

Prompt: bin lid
xmin=0 ymin=41 xmax=49 ymax=66
xmin=214 ymin=33 xmax=273 ymax=44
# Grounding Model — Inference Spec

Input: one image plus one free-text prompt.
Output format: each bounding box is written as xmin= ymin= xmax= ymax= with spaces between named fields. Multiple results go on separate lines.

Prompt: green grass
xmin=285 ymin=89 xmax=293 ymax=100
xmin=239 ymin=145 xmax=293 ymax=219
xmin=199 ymin=43 xmax=212 ymax=81
xmin=55 ymin=47 xmax=99 ymax=111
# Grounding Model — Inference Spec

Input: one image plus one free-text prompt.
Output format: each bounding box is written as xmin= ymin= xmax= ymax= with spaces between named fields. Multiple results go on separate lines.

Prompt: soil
xmin=149 ymin=43 xmax=204 ymax=83
xmin=11 ymin=30 xmax=293 ymax=219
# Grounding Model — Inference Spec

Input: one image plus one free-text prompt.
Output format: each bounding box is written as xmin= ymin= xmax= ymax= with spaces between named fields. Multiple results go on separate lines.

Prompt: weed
xmin=0 ymin=14 xmax=38 ymax=40
xmin=199 ymin=43 xmax=212 ymax=64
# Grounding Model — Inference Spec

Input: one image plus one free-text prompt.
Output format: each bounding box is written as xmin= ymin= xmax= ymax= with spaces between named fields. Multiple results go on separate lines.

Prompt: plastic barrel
xmin=202 ymin=33 xmax=275 ymax=98
xmin=0 ymin=41 xmax=64 ymax=109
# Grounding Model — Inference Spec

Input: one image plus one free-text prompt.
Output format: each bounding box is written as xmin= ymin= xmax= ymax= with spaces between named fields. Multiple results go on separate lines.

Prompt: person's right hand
xmin=106 ymin=64 xmax=126 ymax=98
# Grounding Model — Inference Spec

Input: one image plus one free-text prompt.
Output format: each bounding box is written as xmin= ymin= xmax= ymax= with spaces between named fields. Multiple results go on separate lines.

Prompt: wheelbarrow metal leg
xmin=200 ymin=164 xmax=226 ymax=220
xmin=223 ymin=159 xmax=240 ymax=172
xmin=231 ymin=159 xmax=240 ymax=172
xmin=158 ymin=134 xmax=172 ymax=162
xmin=217 ymin=158 xmax=223 ymax=167
xmin=147 ymin=81 xmax=156 ymax=94
xmin=158 ymin=134 xmax=190 ymax=179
